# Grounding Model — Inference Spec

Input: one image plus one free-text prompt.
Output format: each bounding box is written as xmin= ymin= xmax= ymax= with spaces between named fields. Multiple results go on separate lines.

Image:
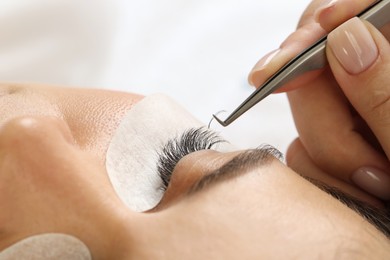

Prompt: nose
xmin=152 ymin=149 xmax=240 ymax=210
xmin=0 ymin=116 xmax=76 ymax=186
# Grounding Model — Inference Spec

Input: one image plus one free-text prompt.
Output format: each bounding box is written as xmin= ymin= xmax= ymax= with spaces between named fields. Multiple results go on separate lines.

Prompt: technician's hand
xmin=248 ymin=0 xmax=390 ymax=200
xmin=248 ymin=0 xmax=384 ymax=89
xmin=287 ymin=18 xmax=390 ymax=203
xmin=288 ymin=16 xmax=390 ymax=204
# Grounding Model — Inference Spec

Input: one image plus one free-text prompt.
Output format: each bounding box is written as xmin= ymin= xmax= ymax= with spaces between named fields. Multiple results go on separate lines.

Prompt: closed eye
xmin=156 ymin=127 xmax=227 ymax=191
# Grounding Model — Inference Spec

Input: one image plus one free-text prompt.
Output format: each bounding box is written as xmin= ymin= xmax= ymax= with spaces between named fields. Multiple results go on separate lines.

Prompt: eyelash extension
xmin=156 ymin=127 xmax=226 ymax=191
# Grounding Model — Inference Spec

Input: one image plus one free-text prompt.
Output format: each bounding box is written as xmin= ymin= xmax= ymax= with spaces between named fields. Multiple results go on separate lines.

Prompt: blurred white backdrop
xmin=0 ymin=0 xmax=311 ymax=153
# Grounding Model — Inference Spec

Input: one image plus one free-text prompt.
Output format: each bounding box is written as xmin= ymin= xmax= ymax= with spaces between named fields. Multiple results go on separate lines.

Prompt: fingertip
xmin=352 ymin=167 xmax=390 ymax=200
xmin=285 ymin=138 xmax=303 ymax=167
xmin=315 ymin=0 xmax=376 ymax=32
xmin=314 ymin=0 xmax=343 ymax=32
xmin=247 ymin=69 xmax=265 ymax=89
xmin=248 ymin=49 xmax=281 ymax=88
xmin=314 ymin=0 xmax=337 ymax=25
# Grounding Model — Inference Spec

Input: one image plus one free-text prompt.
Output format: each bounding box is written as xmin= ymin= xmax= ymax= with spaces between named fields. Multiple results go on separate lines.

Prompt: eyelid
xmin=186 ymin=146 xmax=283 ymax=196
xmin=156 ymin=127 xmax=231 ymax=192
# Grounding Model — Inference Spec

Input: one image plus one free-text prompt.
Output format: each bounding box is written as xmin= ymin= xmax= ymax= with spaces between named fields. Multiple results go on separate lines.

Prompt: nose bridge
xmin=0 ymin=116 xmax=72 ymax=173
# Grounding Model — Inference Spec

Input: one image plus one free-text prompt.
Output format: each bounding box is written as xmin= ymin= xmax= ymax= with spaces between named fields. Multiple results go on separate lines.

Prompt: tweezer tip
xmin=212 ymin=114 xmax=228 ymax=127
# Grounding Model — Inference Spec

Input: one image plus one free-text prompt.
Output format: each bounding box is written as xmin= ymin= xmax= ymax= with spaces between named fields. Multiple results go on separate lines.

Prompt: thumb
xmin=327 ymin=17 xmax=390 ymax=199
xmin=327 ymin=17 xmax=390 ymax=157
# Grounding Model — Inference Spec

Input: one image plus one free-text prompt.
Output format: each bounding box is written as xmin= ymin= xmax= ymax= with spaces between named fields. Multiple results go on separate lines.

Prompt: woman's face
xmin=0 ymin=83 xmax=389 ymax=259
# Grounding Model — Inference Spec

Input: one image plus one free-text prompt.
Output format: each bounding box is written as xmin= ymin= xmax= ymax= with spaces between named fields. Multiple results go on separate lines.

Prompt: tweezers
xmin=214 ymin=0 xmax=390 ymax=127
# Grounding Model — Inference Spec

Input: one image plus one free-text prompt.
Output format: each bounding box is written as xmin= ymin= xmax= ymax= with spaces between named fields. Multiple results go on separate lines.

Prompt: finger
xmin=286 ymin=138 xmax=384 ymax=206
xmin=287 ymin=68 xmax=390 ymax=195
xmin=247 ymin=0 xmax=367 ymax=91
xmin=248 ymin=0 xmax=328 ymax=90
xmin=248 ymin=22 xmax=326 ymax=91
xmin=315 ymin=0 xmax=376 ymax=32
xmin=327 ymin=18 xmax=390 ymax=157
xmin=327 ymin=17 xmax=390 ymax=199
xmin=248 ymin=0 xmax=384 ymax=92
xmin=316 ymin=0 xmax=390 ymax=43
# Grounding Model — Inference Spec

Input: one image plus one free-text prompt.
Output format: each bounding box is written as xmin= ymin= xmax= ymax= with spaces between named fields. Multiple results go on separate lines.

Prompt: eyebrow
xmin=187 ymin=145 xmax=283 ymax=195
xmin=185 ymin=147 xmax=390 ymax=238
xmin=305 ymin=177 xmax=390 ymax=238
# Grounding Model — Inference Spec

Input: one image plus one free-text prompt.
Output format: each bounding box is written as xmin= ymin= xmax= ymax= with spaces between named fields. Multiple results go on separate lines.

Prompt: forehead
xmin=153 ymin=162 xmax=388 ymax=258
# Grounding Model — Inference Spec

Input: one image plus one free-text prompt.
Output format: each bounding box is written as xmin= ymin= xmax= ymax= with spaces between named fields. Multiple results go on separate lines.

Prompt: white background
xmin=0 ymin=0 xmax=311 ymax=153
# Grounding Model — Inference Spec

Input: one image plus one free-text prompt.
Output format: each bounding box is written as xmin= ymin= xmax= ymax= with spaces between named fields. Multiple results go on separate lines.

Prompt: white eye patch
xmin=106 ymin=94 xmax=205 ymax=212
xmin=106 ymin=94 xmax=235 ymax=212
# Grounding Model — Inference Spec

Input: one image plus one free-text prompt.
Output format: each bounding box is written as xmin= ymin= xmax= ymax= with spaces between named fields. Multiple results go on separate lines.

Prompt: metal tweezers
xmin=214 ymin=0 xmax=390 ymax=126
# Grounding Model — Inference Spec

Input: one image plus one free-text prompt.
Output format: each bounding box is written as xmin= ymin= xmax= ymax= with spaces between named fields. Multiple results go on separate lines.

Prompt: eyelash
xmin=156 ymin=127 xmax=226 ymax=191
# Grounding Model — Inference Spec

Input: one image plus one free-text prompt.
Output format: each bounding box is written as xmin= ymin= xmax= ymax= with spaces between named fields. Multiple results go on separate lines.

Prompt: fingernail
xmin=314 ymin=0 xmax=338 ymax=22
xmin=328 ymin=17 xmax=378 ymax=74
xmin=248 ymin=49 xmax=280 ymax=87
xmin=352 ymin=167 xmax=390 ymax=200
